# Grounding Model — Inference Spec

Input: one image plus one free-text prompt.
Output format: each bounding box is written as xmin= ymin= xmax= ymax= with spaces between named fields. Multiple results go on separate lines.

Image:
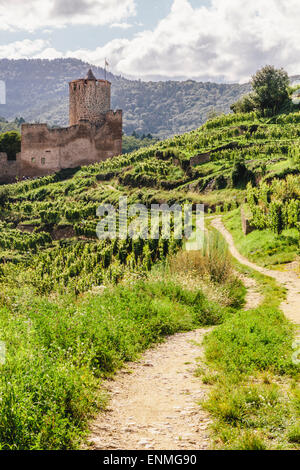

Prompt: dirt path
xmin=239 ymin=273 xmax=263 ymax=310
xmin=89 ymin=328 xmax=213 ymax=450
xmin=211 ymin=216 xmax=300 ymax=326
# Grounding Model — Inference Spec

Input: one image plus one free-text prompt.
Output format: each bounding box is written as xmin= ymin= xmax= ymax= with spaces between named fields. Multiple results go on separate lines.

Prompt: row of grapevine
xmin=246 ymin=175 xmax=300 ymax=233
xmin=0 ymin=225 xmax=51 ymax=251
xmin=29 ymin=235 xmax=182 ymax=294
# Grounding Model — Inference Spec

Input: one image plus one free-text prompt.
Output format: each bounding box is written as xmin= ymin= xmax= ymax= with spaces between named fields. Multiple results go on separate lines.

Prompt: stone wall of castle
xmin=19 ymin=110 xmax=122 ymax=178
xmin=0 ymin=152 xmax=20 ymax=184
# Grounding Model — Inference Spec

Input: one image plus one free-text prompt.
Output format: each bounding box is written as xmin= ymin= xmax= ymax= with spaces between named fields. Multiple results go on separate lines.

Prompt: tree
xmin=230 ymin=93 xmax=256 ymax=114
xmin=251 ymin=65 xmax=290 ymax=115
xmin=231 ymin=65 xmax=290 ymax=115
xmin=14 ymin=117 xmax=25 ymax=126
xmin=0 ymin=131 xmax=21 ymax=160
xmin=230 ymin=160 xmax=255 ymax=188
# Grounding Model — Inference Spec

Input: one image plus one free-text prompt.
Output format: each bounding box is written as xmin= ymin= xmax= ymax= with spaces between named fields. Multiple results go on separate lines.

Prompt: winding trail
xmin=211 ymin=216 xmax=300 ymax=326
xmin=88 ymin=217 xmax=299 ymax=450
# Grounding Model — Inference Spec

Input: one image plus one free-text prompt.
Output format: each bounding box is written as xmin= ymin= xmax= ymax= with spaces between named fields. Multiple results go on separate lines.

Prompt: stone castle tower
xmin=0 ymin=69 xmax=122 ymax=183
xmin=69 ymin=69 xmax=111 ymax=125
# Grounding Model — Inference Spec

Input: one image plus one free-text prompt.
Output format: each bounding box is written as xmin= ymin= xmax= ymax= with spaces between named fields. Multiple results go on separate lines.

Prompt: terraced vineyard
xmin=1 ymin=111 xmax=299 ymax=279
xmin=0 ymin=111 xmax=299 ymax=449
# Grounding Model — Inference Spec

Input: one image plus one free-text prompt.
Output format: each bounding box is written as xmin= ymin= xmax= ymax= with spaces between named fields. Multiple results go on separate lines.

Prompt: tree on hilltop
xmin=252 ymin=65 xmax=289 ymax=114
xmin=231 ymin=65 xmax=290 ymax=115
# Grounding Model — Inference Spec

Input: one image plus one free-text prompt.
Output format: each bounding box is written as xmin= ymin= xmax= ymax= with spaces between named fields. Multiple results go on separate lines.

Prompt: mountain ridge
xmin=0 ymin=58 xmax=251 ymax=138
xmin=0 ymin=58 xmax=298 ymax=138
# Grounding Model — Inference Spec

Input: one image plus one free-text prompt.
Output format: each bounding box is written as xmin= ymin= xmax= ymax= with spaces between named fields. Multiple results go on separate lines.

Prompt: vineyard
xmin=0 ymin=111 xmax=299 ymax=291
xmin=0 ymin=110 xmax=299 ymax=449
xmin=246 ymin=175 xmax=300 ymax=234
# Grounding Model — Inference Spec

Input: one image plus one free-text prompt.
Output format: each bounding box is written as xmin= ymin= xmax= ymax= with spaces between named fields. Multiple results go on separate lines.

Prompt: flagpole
xmin=105 ymin=58 xmax=107 ymax=81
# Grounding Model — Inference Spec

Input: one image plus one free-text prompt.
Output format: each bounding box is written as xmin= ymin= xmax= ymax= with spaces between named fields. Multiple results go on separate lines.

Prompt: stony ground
xmin=89 ymin=328 xmax=213 ymax=450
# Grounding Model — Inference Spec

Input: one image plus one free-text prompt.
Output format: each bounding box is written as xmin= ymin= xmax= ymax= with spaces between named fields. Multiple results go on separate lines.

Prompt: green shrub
xmin=231 ymin=161 xmax=255 ymax=188
xmin=40 ymin=210 xmax=60 ymax=226
xmin=0 ymin=131 xmax=21 ymax=160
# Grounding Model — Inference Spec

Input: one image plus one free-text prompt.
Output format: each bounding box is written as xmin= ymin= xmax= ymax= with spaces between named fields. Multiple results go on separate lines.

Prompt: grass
xmin=201 ymin=306 xmax=299 ymax=449
xmin=177 ymin=230 xmax=233 ymax=283
xmin=223 ymin=208 xmax=299 ymax=267
xmin=184 ymin=188 xmax=246 ymax=207
xmin=0 ymin=111 xmax=299 ymax=450
xmin=204 ymin=307 xmax=295 ymax=376
xmin=0 ymin=226 xmax=245 ymax=450
xmin=232 ymin=257 xmax=286 ymax=309
xmin=0 ymin=278 xmax=228 ymax=450
xmin=170 ymin=231 xmax=246 ymax=309
xmin=199 ymin=219 xmax=300 ymax=450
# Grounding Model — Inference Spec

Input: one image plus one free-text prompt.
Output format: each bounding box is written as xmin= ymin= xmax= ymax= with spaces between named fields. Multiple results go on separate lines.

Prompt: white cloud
xmin=62 ymin=0 xmax=300 ymax=82
xmin=1 ymin=0 xmax=300 ymax=82
xmin=110 ymin=23 xmax=133 ymax=30
xmin=0 ymin=39 xmax=51 ymax=59
xmin=0 ymin=0 xmax=136 ymax=31
xmin=34 ymin=47 xmax=63 ymax=60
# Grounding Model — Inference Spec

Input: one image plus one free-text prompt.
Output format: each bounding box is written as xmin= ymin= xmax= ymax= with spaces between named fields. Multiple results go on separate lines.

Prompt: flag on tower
xmin=104 ymin=58 xmax=109 ymax=80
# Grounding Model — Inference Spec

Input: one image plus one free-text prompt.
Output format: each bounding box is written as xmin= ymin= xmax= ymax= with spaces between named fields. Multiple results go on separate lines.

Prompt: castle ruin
xmin=0 ymin=69 xmax=122 ymax=184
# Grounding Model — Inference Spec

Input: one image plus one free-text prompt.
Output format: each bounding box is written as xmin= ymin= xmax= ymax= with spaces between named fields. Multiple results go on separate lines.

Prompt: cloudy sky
xmin=0 ymin=0 xmax=299 ymax=82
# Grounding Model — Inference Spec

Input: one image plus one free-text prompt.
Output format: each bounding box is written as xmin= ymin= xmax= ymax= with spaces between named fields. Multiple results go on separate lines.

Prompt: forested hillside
xmin=0 ymin=58 xmax=251 ymax=137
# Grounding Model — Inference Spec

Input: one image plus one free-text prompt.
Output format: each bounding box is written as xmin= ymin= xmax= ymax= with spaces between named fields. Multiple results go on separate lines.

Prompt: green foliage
xmin=0 ymin=107 xmax=299 ymax=450
xmin=251 ymin=65 xmax=290 ymax=115
xmin=223 ymin=208 xmax=300 ymax=267
xmin=231 ymin=65 xmax=291 ymax=116
xmin=202 ymin=304 xmax=299 ymax=449
xmin=246 ymin=175 xmax=300 ymax=233
xmin=201 ymin=231 xmax=233 ymax=284
xmin=230 ymin=161 xmax=254 ymax=188
xmin=0 ymin=131 xmax=21 ymax=160
xmin=204 ymin=307 xmax=295 ymax=375
xmin=0 ymin=223 xmax=51 ymax=251
xmin=0 ymin=186 xmax=9 ymax=206
xmin=40 ymin=210 xmax=60 ymax=226
xmin=289 ymin=144 xmax=300 ymax=167
xmin=230 ymin=93 xmax=256 ymax=114
xmin=122 ymin=133 xmax=158 ymax=154
xmin=26 ymin=234 xmax=182 ymax=295
xmin=0 ymin=279 xmax=223 ymax=449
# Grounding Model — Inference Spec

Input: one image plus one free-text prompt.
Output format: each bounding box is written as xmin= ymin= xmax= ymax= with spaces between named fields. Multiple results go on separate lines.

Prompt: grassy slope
xmin=223 ymin=208 xmax=299 ymax=267
xmin=199 ymin=222 xmax=300 ymax=450
xmin=201 ymin=290 xmax=300 ymax=449
xmin=0 ymin=111 xmax=299 ymax=449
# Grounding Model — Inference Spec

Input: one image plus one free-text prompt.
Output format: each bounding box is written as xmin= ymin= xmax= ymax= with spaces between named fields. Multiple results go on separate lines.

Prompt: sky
xmin=0 ymin=0 xmax=299 ymax=83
